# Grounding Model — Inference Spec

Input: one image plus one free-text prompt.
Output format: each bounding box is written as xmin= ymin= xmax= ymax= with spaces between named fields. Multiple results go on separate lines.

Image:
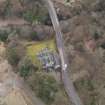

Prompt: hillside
xmin=0 ymin=0 xmax=105 ymax=105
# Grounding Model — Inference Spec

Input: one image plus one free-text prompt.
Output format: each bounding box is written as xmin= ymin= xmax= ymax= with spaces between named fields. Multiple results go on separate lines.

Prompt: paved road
xmin=43 ymin=0 xmax=83 ymax=105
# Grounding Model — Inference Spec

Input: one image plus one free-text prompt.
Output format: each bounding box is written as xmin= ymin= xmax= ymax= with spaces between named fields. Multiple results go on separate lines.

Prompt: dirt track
xmin=0 ymin=19 xmax=28 ymax=27
xmin=0 ymin=42 xmax=45 ymax=105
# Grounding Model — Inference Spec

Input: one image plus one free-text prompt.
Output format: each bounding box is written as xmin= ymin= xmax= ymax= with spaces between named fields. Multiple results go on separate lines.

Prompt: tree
xmin=0 ymin=31 xmax=9 ymax=42
xmin=18 ymin=57 xmax=34 ymax=78
xmin=22 ymin=0 xmax=48 ymax=24
xmin=30 ymin=73 xmax=58 ymax=104
xmin=3 ymin=0 xmax=13 ymax=18
xmin=7 ymin=37 xmax=25 ymax=66
xmin=7 ymin=48 xmax=21 ymax=66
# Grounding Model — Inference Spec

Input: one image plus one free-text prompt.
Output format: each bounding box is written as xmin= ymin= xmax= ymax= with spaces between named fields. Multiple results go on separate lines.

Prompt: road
xmin=43 ymin=0 xmax=83 ymax=105
xmin=0 ymin=0 xmax=83 ymax=105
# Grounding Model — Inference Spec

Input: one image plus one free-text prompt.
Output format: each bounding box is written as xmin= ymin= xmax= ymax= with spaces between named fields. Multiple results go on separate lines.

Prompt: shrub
xmin=31 ymin=73 xmax=58 ymax=104
xmin=0 ymin=31 xmax=9 ymax=42
xmin=23 ymin=1 xmax=48 ymax=24
xmin=18 ymin=57 xmax=33 ymax=78
xmin=23 ymin=10 xmax=48 ymax=24
xmin=93 ymin=31 xmax=101 ymax=40
xmin=7 ymin=48 xmax=21 ymax=66
xmin=3 ymin=0 xmax=12 ymax=17
xmin=66 ymin=0 xmax=70 ymax=3
xmin=101 ymin=42 xmax=105 ymax=49
xmin=74 ymin=78 xmax=94 ymax=91
xmin=30 ymin=32 xmax=37 ymax=40
xmin=23 ymin=10 xmax=37 ymax=23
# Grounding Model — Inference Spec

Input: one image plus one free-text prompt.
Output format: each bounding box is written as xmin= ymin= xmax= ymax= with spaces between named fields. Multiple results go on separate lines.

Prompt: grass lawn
xmin=27 ymin=39 xmax=57 ymax=69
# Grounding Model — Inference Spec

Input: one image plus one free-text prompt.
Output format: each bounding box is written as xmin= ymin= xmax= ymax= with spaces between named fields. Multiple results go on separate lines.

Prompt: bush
xmin=31 ymin=73 xmax=58 ymax=104
xmin=18 ymin=57 xmax=34 ymax=78
xmin=0 ymin=31 xmax=9 ymax=42
xmin=23 ymin=10 xmax=48 ymax=24
xmin=93 ymin=32 xmax=100 ymax=40
xmin=7 ymin=48 xmax=21 ymax=66
xmin=74 ymin=78 xmax=94 ymax=91
xmin=23 ymin=1 xmax=48 ymax=24
xmin=23 ymin=10 xmax=37 ymax=23
xmin=7 ymin=36 xmax=25 ymax=66
xmin=0 ymin=28 xmax=15 ymax=42
xmin=30 ymin=32 xmax=37 ymax=40
xmin=3 ymin=0 xmax=12 ymax=18
xmin=101 ymin=42 xmax=105 ymax=49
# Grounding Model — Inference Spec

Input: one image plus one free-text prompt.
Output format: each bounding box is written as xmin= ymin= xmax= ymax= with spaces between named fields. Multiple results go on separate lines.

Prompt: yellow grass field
xmin=27 ymin=39 xmax=57 ymax=68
